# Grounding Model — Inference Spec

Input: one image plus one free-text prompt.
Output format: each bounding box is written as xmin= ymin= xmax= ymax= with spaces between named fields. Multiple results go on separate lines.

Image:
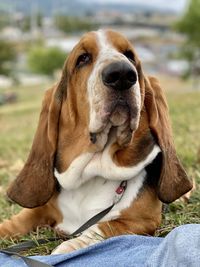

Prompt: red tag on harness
xmin=114 ymin=180 xmax=127 ymax=204
xmin=116 ymin=181 xmax=127 ymax=194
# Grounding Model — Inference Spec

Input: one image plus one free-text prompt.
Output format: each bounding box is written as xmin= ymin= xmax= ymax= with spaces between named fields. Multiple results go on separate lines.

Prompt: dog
xmin=0 ymin=29 xmax=192 ymax=254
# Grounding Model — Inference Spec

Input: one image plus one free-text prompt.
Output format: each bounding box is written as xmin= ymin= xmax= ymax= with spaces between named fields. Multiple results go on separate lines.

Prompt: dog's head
xmin=7 ymin=30 xmax=192 ymax=208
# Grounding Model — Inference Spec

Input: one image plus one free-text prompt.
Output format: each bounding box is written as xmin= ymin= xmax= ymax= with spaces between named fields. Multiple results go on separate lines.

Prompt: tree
xmin=0 ymin=40 xmax=16 ymax=76
xmin=54 ymin=15 xmax=94 ymax=33
xmin=27 ymin=46 xmax=66 ymax=76
xmin=20 ymin=13 xmax=43 ymax=32
xmin=175 ymin=0 xmax=200 ymax=78
xmin=0 ymin=12 xmax=10 ymax=30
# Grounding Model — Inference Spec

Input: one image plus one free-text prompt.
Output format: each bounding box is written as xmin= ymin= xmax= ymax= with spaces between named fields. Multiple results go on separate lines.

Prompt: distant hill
xmin=0 ymin=0 xmax=178 ymax=16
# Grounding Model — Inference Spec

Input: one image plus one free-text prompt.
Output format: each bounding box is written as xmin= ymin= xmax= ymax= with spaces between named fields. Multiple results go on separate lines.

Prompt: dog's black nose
xmin=102 ymin=61 xmax=137 ymax=91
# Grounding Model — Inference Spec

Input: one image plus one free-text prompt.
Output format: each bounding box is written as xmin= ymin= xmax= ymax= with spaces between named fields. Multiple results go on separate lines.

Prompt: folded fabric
xmin=0 ymin=224 xmax=199 ymax=267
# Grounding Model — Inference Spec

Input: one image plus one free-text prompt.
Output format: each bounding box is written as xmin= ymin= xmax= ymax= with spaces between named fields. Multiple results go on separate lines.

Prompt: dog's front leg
xmin=0 ymin=201 xmax=58 ymax=238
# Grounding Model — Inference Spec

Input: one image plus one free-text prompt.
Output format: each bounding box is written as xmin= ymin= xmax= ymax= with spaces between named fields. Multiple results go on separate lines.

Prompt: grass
xmin=0 ymin=76 xmax=200 ymax=255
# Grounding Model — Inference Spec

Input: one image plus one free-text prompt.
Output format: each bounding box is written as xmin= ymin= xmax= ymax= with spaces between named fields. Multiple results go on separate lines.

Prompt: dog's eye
xmin=76 ymin=53 xmax=91 ymax=68
xmin=123 ymin=50 xmax=135 ymax=64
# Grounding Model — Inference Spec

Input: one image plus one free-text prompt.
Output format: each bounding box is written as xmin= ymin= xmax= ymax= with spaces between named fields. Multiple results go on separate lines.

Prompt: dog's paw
xmin=52 ymin=239 xmax=83 ymax=254
xmin=52 ymin=226 xmax=104 ymax=254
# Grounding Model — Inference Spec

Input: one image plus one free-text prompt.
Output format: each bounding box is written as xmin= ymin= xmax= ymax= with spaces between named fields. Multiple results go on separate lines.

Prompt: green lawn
xmin=0 ymin=76 xmax=200 ymax=254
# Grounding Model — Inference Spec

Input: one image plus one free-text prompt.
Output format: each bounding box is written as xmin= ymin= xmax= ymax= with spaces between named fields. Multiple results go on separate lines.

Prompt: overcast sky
xmin=83 ymin=0 xmax=188 ymax=12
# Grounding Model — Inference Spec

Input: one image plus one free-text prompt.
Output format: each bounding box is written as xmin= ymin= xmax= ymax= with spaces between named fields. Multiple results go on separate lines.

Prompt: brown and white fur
xmin=0 ymin=30 xmax=192 ymax=254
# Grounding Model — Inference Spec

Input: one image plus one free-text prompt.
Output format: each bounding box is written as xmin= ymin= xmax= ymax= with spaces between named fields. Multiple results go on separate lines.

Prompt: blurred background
xmin=0 ymin=0 xmax=200 ymax=235
xmin=0 ymin=0 xmax=199 ymax=88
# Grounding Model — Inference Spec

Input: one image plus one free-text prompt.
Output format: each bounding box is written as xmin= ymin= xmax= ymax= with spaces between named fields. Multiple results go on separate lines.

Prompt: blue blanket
xmin=0 ymin=224 xmax=200 ymax=267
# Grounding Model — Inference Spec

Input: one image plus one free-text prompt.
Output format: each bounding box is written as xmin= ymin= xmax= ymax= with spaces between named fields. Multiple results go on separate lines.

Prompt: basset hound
xmin=0 ymin=29 xmax=192 ymax=254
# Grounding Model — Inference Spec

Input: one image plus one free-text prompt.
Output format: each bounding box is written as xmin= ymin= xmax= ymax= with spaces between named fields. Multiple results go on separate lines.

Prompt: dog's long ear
xmin=144 ymin=76 xmax=192 ymax=203
xmin=7 ymin=77 xmax=66 ymax=208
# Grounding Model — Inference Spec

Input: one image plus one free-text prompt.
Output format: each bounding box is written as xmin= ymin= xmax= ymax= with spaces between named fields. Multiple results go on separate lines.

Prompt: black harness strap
xmin=0 ymin=237 xmax=62 ymax=253
xmin=0 ymin=249 xmax=53 ymax=267
xmin=0 ymin=203 xmax=115 ymax=253
xmin=0 ymin=181 xmax=127 ymax=267
xmin=0 ymin=205 xmax=114 ymax=267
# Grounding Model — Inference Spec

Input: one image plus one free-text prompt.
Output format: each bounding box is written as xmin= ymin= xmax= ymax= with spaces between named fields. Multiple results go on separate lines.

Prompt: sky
xmin=83 ymin=0 xmax=188 ymax=12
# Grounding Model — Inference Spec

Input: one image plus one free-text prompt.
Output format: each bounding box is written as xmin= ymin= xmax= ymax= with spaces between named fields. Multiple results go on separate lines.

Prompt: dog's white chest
xmin=55 ymin=144 xmax=160 ymax=234
xmin=56 ymin=172 xmax=146 ymax=234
